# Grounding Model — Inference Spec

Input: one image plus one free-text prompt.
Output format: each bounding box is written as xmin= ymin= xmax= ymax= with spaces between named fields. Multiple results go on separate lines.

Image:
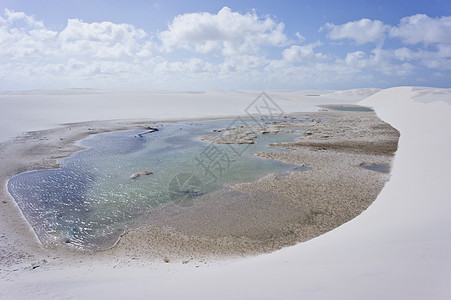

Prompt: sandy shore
xmin=0 ymin=108 xmax=399 ymax=272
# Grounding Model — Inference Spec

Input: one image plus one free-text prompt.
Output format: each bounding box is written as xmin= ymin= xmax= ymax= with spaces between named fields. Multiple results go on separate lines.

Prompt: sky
xmin=0 ymin=0 xmax=451 ymax=91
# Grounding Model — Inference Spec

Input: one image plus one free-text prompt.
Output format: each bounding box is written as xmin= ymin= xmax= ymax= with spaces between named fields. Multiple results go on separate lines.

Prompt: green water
xmin=323 ymin=105 xmax=374 ymax=112
xmin=8 ymin=117 xmax=311 ymax=250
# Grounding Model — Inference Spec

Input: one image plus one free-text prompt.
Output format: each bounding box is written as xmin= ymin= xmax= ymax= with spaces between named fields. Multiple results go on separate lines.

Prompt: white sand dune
xmin=1 ymin=87 xmax=450 ymax=299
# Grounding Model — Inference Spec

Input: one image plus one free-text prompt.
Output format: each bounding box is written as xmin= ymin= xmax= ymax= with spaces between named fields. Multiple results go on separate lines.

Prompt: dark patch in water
xmin=293 ymin=166 xmax=312 ymax=172
xmin=361 ymin=164 xmax=390 ymax=173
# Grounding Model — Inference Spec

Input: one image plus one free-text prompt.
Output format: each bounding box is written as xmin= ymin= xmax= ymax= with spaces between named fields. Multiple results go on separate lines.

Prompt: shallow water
xmin=362 ymin=164 xmax=390 ymax=173
xmin=8 ymin=117 xmax=312 ymax=250
xmin=323 ymin=105 xmax=374 ymax=112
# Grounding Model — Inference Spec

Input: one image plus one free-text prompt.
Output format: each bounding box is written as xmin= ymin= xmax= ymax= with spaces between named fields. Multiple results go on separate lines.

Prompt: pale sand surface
xmin=0 ymin=108 xmax=398 ymax=271
xmin=1 ymin=87 xmax=450 ymax=299
xmin=0 ymin=88 xmax=381 ymax=142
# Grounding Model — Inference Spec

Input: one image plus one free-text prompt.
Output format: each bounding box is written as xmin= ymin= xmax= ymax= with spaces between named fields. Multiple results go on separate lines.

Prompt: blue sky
xmin=1 ymin=0 xmax=450 ymax=90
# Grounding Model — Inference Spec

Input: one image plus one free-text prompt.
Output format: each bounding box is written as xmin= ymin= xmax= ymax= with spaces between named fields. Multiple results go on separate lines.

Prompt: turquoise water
xmin=7 ymin=117 xmax=311 ymax=250
xmin=323 ymin=105 xmax=374 ymax=112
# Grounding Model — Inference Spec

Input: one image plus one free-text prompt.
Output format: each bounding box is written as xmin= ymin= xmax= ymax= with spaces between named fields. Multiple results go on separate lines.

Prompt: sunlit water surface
xmin=8 ymin=117 xmax=312 ymax=250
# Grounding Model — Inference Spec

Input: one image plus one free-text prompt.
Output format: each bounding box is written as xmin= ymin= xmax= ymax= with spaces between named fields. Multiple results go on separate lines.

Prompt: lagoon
xmin=7 ymin=117 xmax=311 ymax=250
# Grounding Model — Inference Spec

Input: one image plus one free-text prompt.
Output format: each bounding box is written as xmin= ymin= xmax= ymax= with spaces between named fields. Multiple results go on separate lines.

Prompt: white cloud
xmin=282 ymin=43 xmax=327 ymax=62
xmin=149 ymin=57 xmax=216 ymax=75
xmin=322 ymin=14 xmax=451 ymax=75
xmin=415 ymin=50 xmax=451 ymax=71
xmin=186 ymin=58 xmax=215 ymax=73
xmin=437 ymin=44 xmax=451 ymax=57
xmin=1 ymin=8 xmax=451 ymax=90
xmin=0 ymin=9 xmax=150 ymax=60
xmin=295 ymin=32 xmax=305 ymax=42
xmin=345 ymin=50 xmax=369 ymax=68
xmin=326 ymin=14 xmax=451 ymax=47
xmin=390 ymin=14 xmax=451 ymax=45
xmin=158 ymin=7 xmax=288 ymax=56
xmin=59 ymin=19 xmax=147 ymax=58
xmin=220 ymin=54 xmax=267 ymax=73
xmin=60 ymin=19 xmax=146 ymax=43
xmin=1 ymin=8 xmax=44 ymax=28
xmin=392 ymin=47 xmax=415 ymax=61
xmin=324 ymin=18 xmax=388 ymax=44
xmin=421 ymin=57 xmax=451 ymax=70
xmin=136 ymin=41 xmax=156 ymax=58
xmin=389 ymin=46 xmax=451 ymax=70
xmin=344 ymin=48 xmax=414 ymax=76
xmin=0 ymin=9 xmax=58 ymax=59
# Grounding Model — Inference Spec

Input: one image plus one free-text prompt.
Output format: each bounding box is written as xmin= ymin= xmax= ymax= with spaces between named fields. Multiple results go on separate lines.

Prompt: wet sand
xmin=0 ymin=109 xmax=399 ymax=269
